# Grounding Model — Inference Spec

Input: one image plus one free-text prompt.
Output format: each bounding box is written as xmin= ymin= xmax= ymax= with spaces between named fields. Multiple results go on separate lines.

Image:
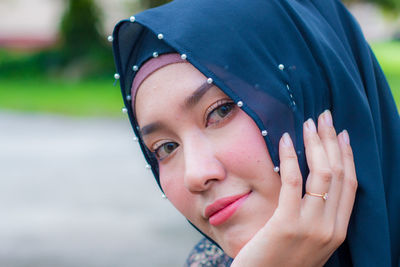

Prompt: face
xmin=135 ymin=62 xmax=281 ymax=257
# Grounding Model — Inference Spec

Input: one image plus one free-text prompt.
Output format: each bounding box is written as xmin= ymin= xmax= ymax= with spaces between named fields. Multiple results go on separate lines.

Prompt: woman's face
xmin=135 ymin=62 xmax=281 ymax=257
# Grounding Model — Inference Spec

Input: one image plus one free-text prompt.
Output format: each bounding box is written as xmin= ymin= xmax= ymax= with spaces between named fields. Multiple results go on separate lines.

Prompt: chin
xmin=216 ymin=211 xmax=273 ymax=258
xmin=217 ymin=227 xmax=258 ymax=258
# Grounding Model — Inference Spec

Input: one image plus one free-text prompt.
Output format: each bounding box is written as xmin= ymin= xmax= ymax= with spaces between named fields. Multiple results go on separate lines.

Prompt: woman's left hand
xmin=231 ymin=110 xmax=358 ymax=267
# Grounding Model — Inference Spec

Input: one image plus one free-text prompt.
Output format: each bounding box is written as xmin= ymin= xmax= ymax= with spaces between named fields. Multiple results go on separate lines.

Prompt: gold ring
xmin=306 ymin=192 xmax=328 ymax=201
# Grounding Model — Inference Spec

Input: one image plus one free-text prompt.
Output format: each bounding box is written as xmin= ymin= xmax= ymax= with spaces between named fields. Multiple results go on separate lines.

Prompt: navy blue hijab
xmin=111 ymin=0 xmax=400 ymax=265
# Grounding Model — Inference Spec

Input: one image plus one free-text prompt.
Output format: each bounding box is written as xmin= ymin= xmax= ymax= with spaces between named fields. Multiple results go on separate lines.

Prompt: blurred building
xmin=348 ymin=3 xmax=400 ymax=41
xmin=0 ymin=1 xmax=398 ymax=48
xmin=0 ymin=0 xmax=137 ymax=50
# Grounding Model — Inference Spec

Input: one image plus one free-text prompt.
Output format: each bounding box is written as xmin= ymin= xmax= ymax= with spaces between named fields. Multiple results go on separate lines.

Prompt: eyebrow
xmin=139 ymin=121 xmax=165 ymax=137
xmin=183 ymin=81 xmax=214 ymax=109
xmin=139 ymin=81 xmax=214 ymax=137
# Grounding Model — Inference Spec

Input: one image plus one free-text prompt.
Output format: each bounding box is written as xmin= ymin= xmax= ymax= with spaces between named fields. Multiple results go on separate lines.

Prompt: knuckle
xmin=333 ymin=231 xmax=347 ymax=246
xmin=317 ymin=226 xmax=335 ymax=246
xmin=284 ymin=174 xmax=302 ymax=187
xmin=303 ymin=227 xmax=320 ymax=243
xmin=284 ymin=152 xmax=298 ymax=160
xmin=277 ymin=219 xmax=300 ymax=239
xmin=281 ymin=226 xmax=298 ymax=240
xmin=302 ymin=228 xmax=313 ymax=241
xmin=331 ymin=164 xmax=344 ymax=181
xmin=286 ymin=151 xmax=297 ymax=160
xmin=316 ymin=168 xmax=333 ymax=183
xmin=346 ymin=177 xmax=358 ymax=191
xmin=292 ymin=224 xmax=310 ymax=240
xmin=303 ymin=223 xmax=335 ymax=246
xmin=320 ymin=231 xmax=334 ymax=246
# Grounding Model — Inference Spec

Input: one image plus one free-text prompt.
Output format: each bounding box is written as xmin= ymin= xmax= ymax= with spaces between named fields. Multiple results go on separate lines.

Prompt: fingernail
xmin=323 ymin=110 xmax=333 ymax=127
xmin=282 ymin=132 xmax=292 ymax=147
xmin=305 ymin=118 xmax=316 ymax=132
xmin=342 ymin=130 xmax=350 ymax=144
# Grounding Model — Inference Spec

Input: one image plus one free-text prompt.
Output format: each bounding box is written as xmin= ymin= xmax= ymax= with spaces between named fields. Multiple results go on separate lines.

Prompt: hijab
xmin=111 ymin=0 xmax=400 ymax=265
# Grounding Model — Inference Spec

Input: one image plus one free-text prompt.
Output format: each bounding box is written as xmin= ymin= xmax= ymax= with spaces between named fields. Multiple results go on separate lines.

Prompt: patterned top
xmin=184 ymin=238 xmax=233 ymax=267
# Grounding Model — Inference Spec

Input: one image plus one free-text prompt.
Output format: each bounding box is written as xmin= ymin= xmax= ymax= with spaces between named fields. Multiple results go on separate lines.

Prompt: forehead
xmin=134 ymin=63 xmax=207 ymax=123
xmin=139 ymin=62 xmax=205 ymax=90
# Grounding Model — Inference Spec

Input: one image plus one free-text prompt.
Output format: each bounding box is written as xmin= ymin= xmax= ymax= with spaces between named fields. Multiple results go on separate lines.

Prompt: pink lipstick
xmin=205 ymin=192 xmax=251 ymax=226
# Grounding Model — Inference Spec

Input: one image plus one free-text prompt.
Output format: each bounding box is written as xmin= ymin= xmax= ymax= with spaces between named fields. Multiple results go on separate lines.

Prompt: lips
xmin=205 ymin=191 xmax=251 ymax=226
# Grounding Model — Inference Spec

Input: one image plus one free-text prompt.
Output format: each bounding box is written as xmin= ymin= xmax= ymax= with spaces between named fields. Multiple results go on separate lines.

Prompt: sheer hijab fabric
xmin=111 ymin=0 xmax=400 ymax=265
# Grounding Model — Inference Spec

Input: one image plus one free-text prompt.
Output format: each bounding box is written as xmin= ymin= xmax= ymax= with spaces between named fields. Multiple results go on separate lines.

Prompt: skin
xmin=135 ymin=62 xmax=358 ymax=266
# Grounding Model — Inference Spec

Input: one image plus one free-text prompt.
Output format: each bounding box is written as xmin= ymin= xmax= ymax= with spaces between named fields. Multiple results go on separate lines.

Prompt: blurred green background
xmin=0 ymin=0 xmax=399 ymax=117
xmin=1 ymin=2 xmax=396 ymax=267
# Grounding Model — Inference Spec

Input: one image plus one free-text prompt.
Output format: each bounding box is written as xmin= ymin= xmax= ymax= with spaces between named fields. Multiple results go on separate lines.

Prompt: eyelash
xmin=151 ymin=99 xmax=236 ymax=161
xmin=204 ymin=99 xmax=235 ymax=127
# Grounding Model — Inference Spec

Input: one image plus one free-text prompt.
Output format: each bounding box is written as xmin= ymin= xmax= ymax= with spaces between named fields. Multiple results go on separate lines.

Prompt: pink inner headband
xmin=131 ymin=53 xmax=186 ymax=110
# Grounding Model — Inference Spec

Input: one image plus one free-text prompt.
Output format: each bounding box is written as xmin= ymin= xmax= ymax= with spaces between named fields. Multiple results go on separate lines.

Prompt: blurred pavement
xmin=0 ymin=111 xmax=201 ymax=267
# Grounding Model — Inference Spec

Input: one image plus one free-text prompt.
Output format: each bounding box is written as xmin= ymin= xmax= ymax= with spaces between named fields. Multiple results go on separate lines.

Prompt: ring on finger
xmin=306 ymin=192 xmax=329 ymax=201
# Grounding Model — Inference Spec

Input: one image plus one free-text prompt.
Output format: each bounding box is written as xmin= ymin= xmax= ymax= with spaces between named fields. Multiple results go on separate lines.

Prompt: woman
xmin=110 ymin=0 xmax=400 ymax=266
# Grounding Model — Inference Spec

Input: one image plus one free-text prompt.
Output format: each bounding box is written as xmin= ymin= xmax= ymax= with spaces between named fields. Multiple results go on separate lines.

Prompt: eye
xmin=153 ymin=141 xmax=179 ymax=160
xmin=206 ymin=100 xmax=236 ymax=127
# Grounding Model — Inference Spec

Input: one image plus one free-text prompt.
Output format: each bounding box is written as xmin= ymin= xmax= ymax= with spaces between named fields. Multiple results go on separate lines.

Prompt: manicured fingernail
xmin=323 ymin=110 xmax=333 ymax=127
xmin=282 ymin=132 xmax=292 ymax=147
xmin=305 ymin=118 xmax=316 ymax=132
xmin=342 ymin=130 xmax=350 ymax=144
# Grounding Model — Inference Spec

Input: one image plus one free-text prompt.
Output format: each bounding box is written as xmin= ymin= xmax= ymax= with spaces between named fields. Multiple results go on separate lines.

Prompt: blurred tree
xmin=343 ymin=0 xmax=400 ymax=11
xmin=60 ymin=0 xmax=105 ymax=59
xmin=56 ymin=0 xmax=113 ymax=78
xmin=0 ymin=0 xmax=114 ymax=80
xmin=373 ymin=0 xmax=400 ymax=10
xmin=140 ymin=0 xmax=172 ymax=9
xmin=141 ymin=0 xmax=399 ymax=10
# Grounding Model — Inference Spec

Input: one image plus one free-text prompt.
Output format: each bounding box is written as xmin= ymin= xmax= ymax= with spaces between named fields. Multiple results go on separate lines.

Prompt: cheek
xmin=217 ymin=111 xmax=274 ymax=171
xmin=159 ymin=164 xmax=194 ymax=217
xmin=215 ymin=110 xmax=281 ymax=203
xmin=219 ymin=134 xmax=270 ymax=167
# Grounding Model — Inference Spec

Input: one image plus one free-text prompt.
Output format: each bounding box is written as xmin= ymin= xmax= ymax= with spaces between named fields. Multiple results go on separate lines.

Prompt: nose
xmin=183 ymin=134 xmax=226 ymax=193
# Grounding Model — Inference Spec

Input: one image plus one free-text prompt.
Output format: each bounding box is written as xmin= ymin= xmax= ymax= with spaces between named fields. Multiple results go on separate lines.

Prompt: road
xmin=0 ymin=111 xmax=201 ymax=267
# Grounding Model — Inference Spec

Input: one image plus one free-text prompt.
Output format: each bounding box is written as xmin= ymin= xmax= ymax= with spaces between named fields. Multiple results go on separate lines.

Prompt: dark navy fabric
xmin=111 ymin=0 xmax=400 ymax=266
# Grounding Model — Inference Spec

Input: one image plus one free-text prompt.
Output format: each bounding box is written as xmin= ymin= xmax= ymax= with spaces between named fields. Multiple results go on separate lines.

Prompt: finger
xmin=335 ymin=130 xmax=358 ymax=236
xmin=303 ymin=118 xmax=332 ymax=211
xmin=278 ymin=132 xmax=302 ymax=217
xmin=317 ymin=110 xmax=344 ymax=220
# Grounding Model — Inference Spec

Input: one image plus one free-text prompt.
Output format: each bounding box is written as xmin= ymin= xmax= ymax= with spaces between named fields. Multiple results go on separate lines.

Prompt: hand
xmin=231 ymin=110 xmax=358 ymax=267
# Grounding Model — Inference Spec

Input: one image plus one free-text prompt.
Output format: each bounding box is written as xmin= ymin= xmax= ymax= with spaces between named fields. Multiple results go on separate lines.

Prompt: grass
xmin=0 ymin=78 xmax=122 ymax=117
xmin=370 ymin=41 xmax=400 ymax=106
xmin=0 ymin=41 xmax=399 ymax=117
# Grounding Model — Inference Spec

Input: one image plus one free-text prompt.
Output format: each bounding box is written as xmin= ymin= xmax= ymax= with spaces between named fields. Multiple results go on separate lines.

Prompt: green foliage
xmin=140 ymin=0 xmax=172 ymax=9
xmin=343 ymin=0 xmax=400 ymax=11
xmin=0 ymin=42 xmax=398 ymax=117
xmin=58 ymin=0 xmax=114 ymax=78
xmin=0 ymin=49 xmax=67 ymax=78
xmin=370 ymin=0 xmax=400 ymax=11
xmin=0 ymin=0 xmax=114 ymax=80
xmin=0 ymin=46 xmax=113 ymax=80
xmin=60 ymin=0 xmax=104 ymax=58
